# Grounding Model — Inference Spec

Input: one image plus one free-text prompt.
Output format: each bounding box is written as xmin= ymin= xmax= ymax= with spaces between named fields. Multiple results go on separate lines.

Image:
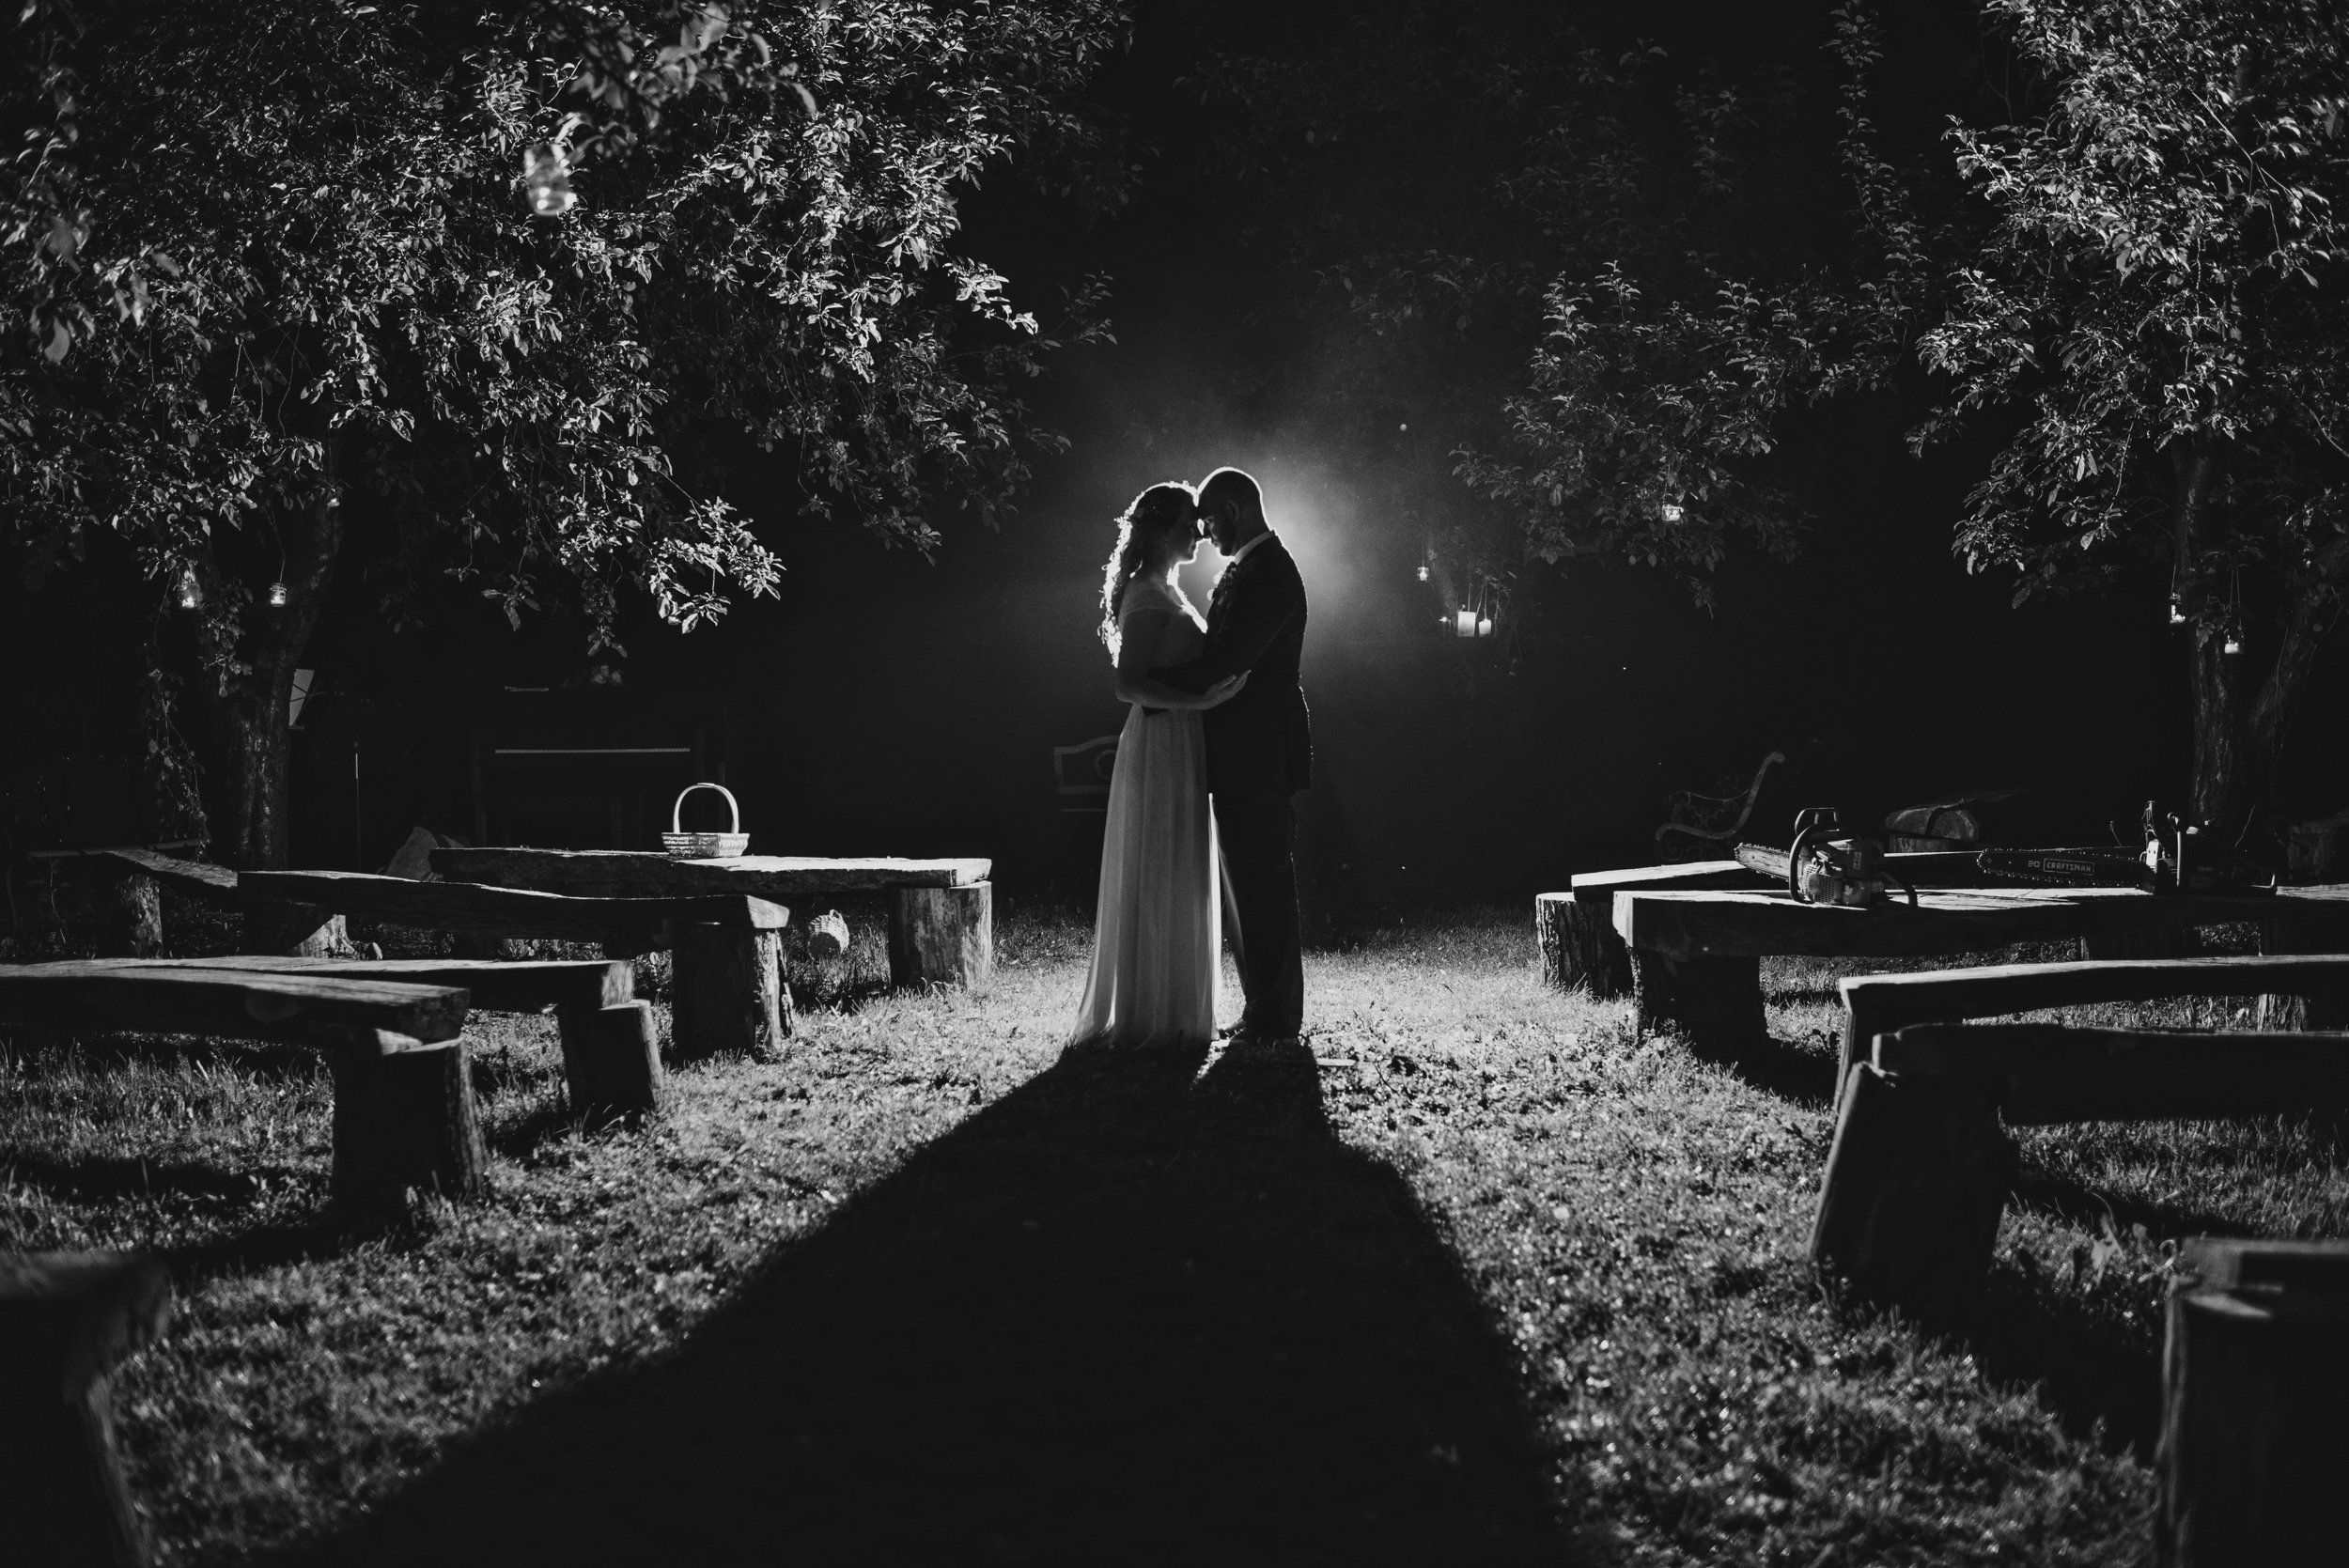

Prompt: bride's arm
xmin=1114 ymin=607 xmax=1244 ymax=709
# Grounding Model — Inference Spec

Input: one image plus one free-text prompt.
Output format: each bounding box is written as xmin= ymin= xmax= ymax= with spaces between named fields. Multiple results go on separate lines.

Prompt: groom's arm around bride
xmin=1152 ymin=467 xmax=1312 ymax=1042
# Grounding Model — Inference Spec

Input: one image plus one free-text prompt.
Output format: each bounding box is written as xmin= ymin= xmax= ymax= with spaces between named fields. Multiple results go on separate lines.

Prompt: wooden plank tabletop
xmin=430 ymin=847 xmax=991 ymax=899
xmin=1614 ymin=885 xmax=2349 ymax=961
xmin=76 ymin=955 xmax=631 ymax=1014
xmin=242 ymin=871 xmax=786 ymax=938
xmin=1560 ymin=848 xmax=2057 ymax=906
xmin=0 ymin=963 xmax=469 ymax=1052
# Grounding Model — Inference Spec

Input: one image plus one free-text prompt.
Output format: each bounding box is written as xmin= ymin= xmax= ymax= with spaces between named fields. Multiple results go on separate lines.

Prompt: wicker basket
xmin=661 ymin=782 xmax=750 ymax=859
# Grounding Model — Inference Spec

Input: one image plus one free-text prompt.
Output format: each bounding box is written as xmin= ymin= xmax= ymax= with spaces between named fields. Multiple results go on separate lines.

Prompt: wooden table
xmin=1610 ymin=884 xmax=2349 ymax=1051
xmin=432 ymin=849 xmax=995 ymax=987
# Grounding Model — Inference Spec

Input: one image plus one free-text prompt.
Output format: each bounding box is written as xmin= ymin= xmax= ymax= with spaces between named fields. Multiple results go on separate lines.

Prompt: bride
xmin=1067 ymin=482 xmax=1247 ymax=1048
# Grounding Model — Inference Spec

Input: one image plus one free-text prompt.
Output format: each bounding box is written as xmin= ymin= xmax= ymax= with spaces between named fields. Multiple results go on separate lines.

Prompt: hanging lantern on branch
xmin=175 ymin=564 xmax=202 ymax=611
xmin=268 ymin=582 xmax=289 ymax=608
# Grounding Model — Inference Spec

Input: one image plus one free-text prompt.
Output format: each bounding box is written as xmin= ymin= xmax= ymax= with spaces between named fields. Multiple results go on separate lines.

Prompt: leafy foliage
xmin=1914 ymin=0 xmax=2349 ymax=603
xmin=2 ymin=0 xmax=1127 ymax=644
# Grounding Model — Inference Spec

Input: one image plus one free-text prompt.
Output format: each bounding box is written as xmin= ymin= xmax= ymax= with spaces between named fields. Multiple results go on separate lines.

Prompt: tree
xmin=3 ymin=0 xmax=1123 ymax=865
xmin=1908 ymin=0 xmax=2349 ymax=838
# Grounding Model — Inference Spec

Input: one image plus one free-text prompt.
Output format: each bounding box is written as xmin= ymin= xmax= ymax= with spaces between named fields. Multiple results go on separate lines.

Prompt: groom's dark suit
xmin=1156 ymin=531 xmax=1311 ymax=1037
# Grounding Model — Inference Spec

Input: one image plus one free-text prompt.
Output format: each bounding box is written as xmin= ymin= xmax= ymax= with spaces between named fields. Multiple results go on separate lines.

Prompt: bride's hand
xmin=1204 ymin=672 xmax=1249 ymax=707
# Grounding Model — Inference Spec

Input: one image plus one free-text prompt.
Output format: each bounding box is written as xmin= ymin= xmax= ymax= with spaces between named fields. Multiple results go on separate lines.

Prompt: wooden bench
xmin=98 ymin=955 xmax=660 ymax=1123
xmin=1537 ymin=850 xmax=2009 ymax=999
xmin=2160 ymin=1238 xmax=2349 ymax=1566
xmin=0 ymin=963 xmax=482 ymax=1214
xmin=431 ymin=847 xmax=993 ymax=989
xmin=1810 ymin=954 xmax=2349 ymax=1312
xmin=239 ymin=870 xmax=791 ymax=1063
xmin=0 ymin=1251 xmax=173 ymax=1566
xmin=1612 ymin=884 xmax=2349 ymax=1055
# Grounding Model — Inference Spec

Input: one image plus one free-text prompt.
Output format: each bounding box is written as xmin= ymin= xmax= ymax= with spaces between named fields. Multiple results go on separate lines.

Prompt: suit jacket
xmin=1155 ymin=532 xmax=1313 ymax=796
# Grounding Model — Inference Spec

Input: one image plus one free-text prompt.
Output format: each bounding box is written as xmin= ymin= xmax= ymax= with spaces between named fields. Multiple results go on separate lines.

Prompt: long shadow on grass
xmin=1692 ymin=1032 xmax=1840 ymax=1109
xmin=272 ymin=1042 xmax=1573 ymax=1565
xmin=1956 ymin=1268 xmax=2166 ymax=1458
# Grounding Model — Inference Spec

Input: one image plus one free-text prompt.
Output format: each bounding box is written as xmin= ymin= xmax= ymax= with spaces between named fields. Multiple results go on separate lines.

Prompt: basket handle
xmin=671 ymin=781 xmax=740 ymax=835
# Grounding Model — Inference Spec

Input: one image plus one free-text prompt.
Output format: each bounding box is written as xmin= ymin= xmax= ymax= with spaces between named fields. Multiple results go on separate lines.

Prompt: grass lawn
xmin=6 ymin=901 xmax=2346 ymax=1563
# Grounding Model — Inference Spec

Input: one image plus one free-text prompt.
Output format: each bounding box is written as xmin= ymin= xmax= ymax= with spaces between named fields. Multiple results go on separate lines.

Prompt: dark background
xmin=9 ymin=0 xmax=2343 ymax=917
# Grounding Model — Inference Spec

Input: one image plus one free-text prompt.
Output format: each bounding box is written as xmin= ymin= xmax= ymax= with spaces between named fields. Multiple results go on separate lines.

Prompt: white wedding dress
xmin=1067 ymin=576 xmax=1221 ymax=1047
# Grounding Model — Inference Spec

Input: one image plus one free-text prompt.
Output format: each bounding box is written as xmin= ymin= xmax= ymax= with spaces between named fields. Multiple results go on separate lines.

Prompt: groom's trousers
xmin=1213 ymin=786 xmax=1304 ymax=1037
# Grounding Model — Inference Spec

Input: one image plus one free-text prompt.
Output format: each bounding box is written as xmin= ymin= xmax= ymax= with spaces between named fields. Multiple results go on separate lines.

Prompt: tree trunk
xmin=184 ymin=475 xmax=343 ymax=871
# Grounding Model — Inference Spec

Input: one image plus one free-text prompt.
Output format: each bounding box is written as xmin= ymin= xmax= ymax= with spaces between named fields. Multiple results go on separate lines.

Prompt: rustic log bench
xmin=2159 ymin=1238 xmax=2349 ymax=1567
xmin=101 ymin=955 xmax=658 ymax=1122
xmin=0 ymin=1250 xmax=173 ymax=1567
xmin=1537 ymin=850 xmax=2006 ymax=999
xmin=239 ymin=870 xmax=791 ymax=1062
xmin=0 ymin=963 xmax=481 ymax=1214
xmin=1810 ymin=953 xmax=2349 ymax=1312
xmin=430 ymin=847 xmax=994 ymax=989
xmin=1611 ymin=884 xmax=2349 ymax=1055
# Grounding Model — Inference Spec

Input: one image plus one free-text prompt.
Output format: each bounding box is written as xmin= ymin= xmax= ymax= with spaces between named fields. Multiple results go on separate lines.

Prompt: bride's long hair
xmin=1097 ymin=481 xmax=1196 ymax=656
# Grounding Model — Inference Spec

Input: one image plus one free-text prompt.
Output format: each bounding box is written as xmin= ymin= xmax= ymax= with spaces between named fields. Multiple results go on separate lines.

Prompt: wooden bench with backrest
xmin=0 ymin=1251 xmax=173 ymax=1566
xmin=0 ymin=962 xmax=481 ymax=1215
xmin=1811 ymin=954 xmax=2349 ymax=1313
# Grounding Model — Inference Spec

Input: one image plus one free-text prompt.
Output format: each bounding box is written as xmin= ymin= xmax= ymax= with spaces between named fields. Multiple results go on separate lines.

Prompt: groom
xmin=1155 ymin=466 xmax=1312 ymax=1045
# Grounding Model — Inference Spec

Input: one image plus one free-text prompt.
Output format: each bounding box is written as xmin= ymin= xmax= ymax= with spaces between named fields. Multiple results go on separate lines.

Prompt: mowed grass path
xmin=6 ymin=905 xmax=2347 ymax=1562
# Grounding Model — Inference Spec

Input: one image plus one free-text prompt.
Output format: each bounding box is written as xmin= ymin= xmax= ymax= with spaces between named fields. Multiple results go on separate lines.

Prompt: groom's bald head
xmin=1198 ymin=467 xmax=1266 ymax=554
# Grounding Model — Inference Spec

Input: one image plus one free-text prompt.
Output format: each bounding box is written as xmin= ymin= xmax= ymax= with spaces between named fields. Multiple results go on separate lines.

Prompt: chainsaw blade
xmin=1732 ymin=843 xmax=1791 ymax=883
xmin=1976 ymin=848 xmax=2149 ymax=888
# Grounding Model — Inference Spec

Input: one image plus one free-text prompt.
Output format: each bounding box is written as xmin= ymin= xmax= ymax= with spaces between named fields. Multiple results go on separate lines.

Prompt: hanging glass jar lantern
xmin=1477 ymin=612 xmax=1493 ymax=637
xmin=2224 ymin=629 xmax=2244 ymax=656
xmin=268 ymin=582 xmax=289 ymax=607
xmin=2169 ymin=595 xmax=2186 ymax=627
xmin=1454 ymin=608 xmax=1477 ymax=638
xmin=1658 ymin=502 xmax=1684 ymax=523
xmin=522 ymin=144 xmax=576 ymax=217
xmin=175 ymin=563 xmax=202 ymax=610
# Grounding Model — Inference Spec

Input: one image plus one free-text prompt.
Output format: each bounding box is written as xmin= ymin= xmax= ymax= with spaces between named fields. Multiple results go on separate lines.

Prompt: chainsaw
xmin=1734 ymin=807 xmax=1919 ymax=908
xmin=1974 ymin=801 xmax=2277 ymax=896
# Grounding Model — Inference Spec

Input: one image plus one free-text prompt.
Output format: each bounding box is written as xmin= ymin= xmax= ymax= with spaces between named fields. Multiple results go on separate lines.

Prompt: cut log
xmin=86 ymin=847 xmax=239 ymax=901
xmin=0 ymin=1250 xmax=173 ymax=1568
xmin=671 ymin=924 xmax=789 ymax=1062
xmin=1808 ymin=1063 xmax=2012 ymax=1312
xmin=1628 ymin=951 xmax=1765 ymax=1050
xmin=888 ymin=882 xmax=993 ymax=988
xmin=0 ymin=964 xmax=468 ymax=1051
xmin=1876 ymin=1023 xmax=2349 ymax=1125
xmin=1536 ymin=892 xmax=1628 ymax=996
xmin=328 ymin=1037 xmax=487 ymax=1214
xmin=805 ymin=908 xmax=850 ymax=961
xmin=241 ymin=870 xmax=784 ymax=945
xmin=556 ymin=1001 xmax=663 ymax=1122
xmin=1616 ymin=884 xmax=2349 ymax=965
xmin=2258 ymin=919 xmax=2349 ymax=1032
xmin=86 ymin=955 xmax=630 ymax=1014
xmin=430 ymin=847 xmax=991 ymax=897
xmin=1835 ymin=954 xmax=2349 ymax=1113
xmin=93 ymin=875 xmax=162 ymax=960
xmin=2158 ymin=1239 xmax=2349 ymax=1567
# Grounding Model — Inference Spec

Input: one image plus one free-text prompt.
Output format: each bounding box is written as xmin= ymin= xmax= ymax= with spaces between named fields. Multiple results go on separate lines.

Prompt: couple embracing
xmin=1068 ymin=467 xmax=1311 ymax=1053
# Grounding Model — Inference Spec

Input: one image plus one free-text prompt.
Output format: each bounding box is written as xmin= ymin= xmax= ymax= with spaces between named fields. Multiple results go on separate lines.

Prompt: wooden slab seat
xmin=241 ymin=871 xmax=792 ymax=1063
xmin=1809 ymin=954 xmax=2349 ymax=1314
xmin=1537 ymin=850 xmax=2050 ymax=999
xmin=0 ymin=963 xmax=484 ymax=1215
xmin=2159 ymin=1239 xmax=2349 ymax=1566
xmin=96 ymin=955 xmax=661 ymax=1124
xmin=430 ymin=848 xmax=995 ymax=990
xmin=0 ymin=1251 xmax=173 ymax=1567
xmin=1611 ymin=884 xmax=2349 ymax=1054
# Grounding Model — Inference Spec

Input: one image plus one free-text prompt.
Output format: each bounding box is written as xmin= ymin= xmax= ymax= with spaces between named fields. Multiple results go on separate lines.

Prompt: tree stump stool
xmin=328 ymin=1039 xmax=488 ymax=1215
xmin=2258 ymin=920 xmax=2349 ymax=1032
xmin=92 ymin=876 xmax=163 ymax=961
xmin=1809 ymin=1063 xmax=2014 ymax=1313
xmin=2159 ymin=1238 xmax=2349 ymax=1566
xmin=557 ymin=1001 xmax=663 ymax=1121
xmin=1536 ymin=893 xmax=1629 ymax=995
xmin=0 ymin=1250 xmax=173 ymax=1568
xmin=671 ymin=923 xmax=790 ymax=1062
xmin=888 ymin=883 xmax=992 ymax=988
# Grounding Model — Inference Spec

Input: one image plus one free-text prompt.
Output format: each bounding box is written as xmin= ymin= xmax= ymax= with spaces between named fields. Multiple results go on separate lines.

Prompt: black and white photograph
xmin=6 ymin=0 xmax=2349 ymax=1560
